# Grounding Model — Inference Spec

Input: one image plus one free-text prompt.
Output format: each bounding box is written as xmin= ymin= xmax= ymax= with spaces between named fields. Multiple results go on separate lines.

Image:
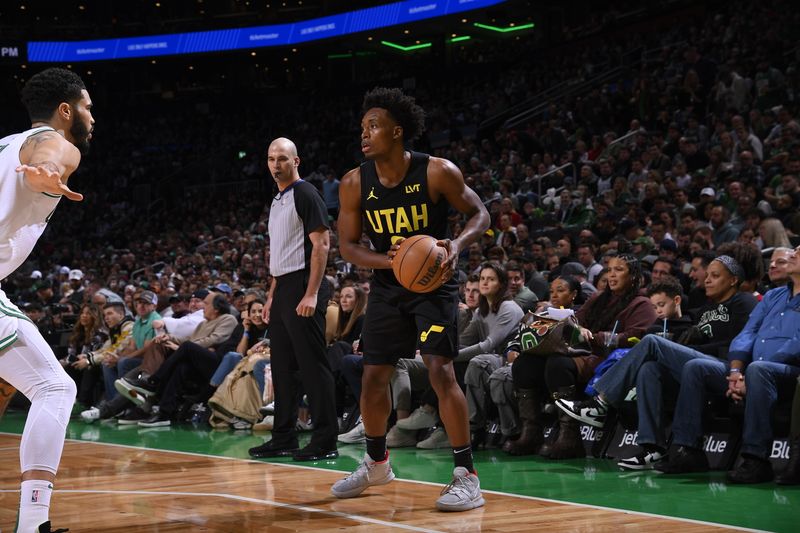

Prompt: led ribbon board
xmin=28 ymin=0 xmax=506 ymax=62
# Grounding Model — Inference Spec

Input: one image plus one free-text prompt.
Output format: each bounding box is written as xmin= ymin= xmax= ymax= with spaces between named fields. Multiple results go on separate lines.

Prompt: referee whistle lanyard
xmin=274 ymin=178 xmax=304 ymax=205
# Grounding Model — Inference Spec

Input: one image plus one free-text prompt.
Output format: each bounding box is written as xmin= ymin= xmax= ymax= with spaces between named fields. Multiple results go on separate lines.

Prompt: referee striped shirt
xmin=268 ymin=179 xmax=329 ymax=277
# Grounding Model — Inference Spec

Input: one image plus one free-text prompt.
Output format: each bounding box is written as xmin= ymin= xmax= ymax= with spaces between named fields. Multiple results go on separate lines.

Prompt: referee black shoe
xmin=292 ymin=442 xmax=339 ymax=462
xmin=38 ymin=521 xmax=69 ymax=532
xmin=248 ymin=439 xmax=299 ymax=458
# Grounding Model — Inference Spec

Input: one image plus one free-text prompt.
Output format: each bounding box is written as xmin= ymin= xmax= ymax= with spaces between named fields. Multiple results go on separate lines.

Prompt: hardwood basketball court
xmin=0 ymin=433 xmax=753 ymax=532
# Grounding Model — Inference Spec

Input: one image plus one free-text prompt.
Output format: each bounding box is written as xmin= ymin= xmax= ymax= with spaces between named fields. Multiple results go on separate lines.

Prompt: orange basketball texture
xmin=392 ymin=235 xmax=447 ymax=293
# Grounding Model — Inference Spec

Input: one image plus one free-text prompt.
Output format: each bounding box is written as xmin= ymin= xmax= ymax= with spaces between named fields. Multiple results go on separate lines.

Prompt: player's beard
xmin=71 ymin=119 xmax=92 ymax=155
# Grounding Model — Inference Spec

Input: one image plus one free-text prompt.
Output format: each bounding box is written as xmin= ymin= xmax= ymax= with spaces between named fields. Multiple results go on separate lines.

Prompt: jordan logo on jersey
xmin=365 ymin=204 xmax=428 ymax=234
xmin=367 ymin=187 xmax=379 ymax=201
xmin=420 ymin=325 xmax=444 ymax=342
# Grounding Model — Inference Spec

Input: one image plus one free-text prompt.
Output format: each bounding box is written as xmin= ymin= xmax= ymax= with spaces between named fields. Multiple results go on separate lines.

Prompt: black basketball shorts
xmin=361 ymin=277 xmax=459 ymax=366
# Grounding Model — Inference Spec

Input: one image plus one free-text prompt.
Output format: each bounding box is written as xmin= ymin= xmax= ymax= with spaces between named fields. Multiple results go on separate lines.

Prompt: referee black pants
xmin=270 ymin=270 xmax=336 ymax=448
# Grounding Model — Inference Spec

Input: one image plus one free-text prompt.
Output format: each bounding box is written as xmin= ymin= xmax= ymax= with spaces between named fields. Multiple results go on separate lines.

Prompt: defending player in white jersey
xmin=0 ymin=67 xmax=94 ymax=533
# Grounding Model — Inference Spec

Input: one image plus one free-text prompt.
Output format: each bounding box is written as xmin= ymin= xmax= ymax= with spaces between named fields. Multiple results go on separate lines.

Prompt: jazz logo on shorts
xmin=420 ymin=325 xmax=444 ymax=342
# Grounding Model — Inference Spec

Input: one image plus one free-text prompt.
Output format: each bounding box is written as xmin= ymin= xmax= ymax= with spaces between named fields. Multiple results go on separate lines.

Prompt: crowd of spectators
xmin=3 ymin=0 xmax=800 ymax=485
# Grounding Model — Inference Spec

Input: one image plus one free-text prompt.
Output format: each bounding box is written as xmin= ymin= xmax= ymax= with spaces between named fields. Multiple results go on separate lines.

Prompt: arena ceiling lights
xmin=473 ymin=21 xmax=534 ymax=33
xmin=380 ymin=40 xmax=433 ymax=52
xmin=27 ymin=0 xmax=506 ymax=63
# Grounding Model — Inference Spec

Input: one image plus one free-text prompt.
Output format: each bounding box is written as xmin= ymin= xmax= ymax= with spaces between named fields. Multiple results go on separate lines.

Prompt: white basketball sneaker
xmin=80 ymin=406 xmax=101 ymax=423
xmin=331 ymin=453 xmax=395 ymax=498
xmin=435 ymin=467 xmax=485 ymax=512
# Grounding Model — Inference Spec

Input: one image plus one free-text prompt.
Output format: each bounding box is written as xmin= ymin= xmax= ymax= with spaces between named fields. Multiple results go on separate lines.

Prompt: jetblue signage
xmin=701 ymin=432 xmax=739 ymax=471
xmin=581 ymin=424 xmax=606 ymax=457
xmin=28 ymin=0 xmax=505 ymax=62
xmin=604 ymin=425 xmax=642 ymax=460
xmin=769 ymin=438 xmax=790 ymax=471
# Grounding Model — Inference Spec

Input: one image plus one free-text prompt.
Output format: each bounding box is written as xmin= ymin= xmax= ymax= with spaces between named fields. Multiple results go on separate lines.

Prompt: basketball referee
xmin=248 ymin=137 xmax=338 ymax=462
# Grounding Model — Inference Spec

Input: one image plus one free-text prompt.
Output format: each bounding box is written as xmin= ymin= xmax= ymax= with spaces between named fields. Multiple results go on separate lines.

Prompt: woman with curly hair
xmin=66 ymin=304 xmax=109 ymax=408
xmin=506 ymin=255 xmax=655 ymax=458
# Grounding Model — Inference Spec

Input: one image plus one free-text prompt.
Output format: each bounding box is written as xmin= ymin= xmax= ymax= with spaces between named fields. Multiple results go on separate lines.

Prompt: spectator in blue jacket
xmin=657 ymin=245 xmax=800 ymax=483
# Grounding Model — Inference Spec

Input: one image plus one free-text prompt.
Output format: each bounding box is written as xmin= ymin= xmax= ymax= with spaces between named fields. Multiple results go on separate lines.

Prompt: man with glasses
xmin=768 ymin=247 xmax=794 ymax=288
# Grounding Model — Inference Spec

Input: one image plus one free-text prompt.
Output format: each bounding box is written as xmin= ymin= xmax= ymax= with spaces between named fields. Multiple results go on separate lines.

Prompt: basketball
xmin=392 ymin=235 xmax=448 ymax=293
xmin=3 ymin=1 xmax=791 ymax=530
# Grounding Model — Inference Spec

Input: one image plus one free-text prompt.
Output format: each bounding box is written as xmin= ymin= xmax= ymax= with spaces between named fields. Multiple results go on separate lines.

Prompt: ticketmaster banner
xmin=28 ymin=0 xmax=505 ymax=62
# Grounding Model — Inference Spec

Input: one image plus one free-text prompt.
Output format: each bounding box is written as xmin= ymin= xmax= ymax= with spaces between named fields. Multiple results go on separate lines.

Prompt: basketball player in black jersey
xmin=330 ymin=88 xmax=489 ymax=511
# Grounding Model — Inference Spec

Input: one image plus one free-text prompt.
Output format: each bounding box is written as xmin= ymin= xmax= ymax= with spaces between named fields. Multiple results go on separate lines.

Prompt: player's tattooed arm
xmin=17 ymin=129 xmax=83 ymax=200
xmin=29 ymin=160 xmax=61 ymax=174
xmin=20 ymin=131 xmax=60 ymax=153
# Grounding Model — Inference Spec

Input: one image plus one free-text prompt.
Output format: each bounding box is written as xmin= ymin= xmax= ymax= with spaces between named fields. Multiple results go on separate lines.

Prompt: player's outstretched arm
xmin=337 ymin=168 xmax=393 ymax=269
xmin=16 ymin=131 xmax=83 ymax=201
xmin=429 ymin=157 xmax=490 ymax=275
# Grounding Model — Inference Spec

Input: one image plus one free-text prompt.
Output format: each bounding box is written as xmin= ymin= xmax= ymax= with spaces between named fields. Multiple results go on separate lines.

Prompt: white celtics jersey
xmin=0 ymin=126 xmax=62 ymax=282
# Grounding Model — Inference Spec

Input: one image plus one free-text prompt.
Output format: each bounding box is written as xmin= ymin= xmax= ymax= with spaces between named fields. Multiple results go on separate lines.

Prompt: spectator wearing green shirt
xmin=105 ymin=290 xmax=162 ymax=399
xmin=131 ymin=290 xmax=161 ymax=353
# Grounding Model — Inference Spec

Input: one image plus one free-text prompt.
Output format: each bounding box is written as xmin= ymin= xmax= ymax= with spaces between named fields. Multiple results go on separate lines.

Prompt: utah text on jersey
xmin=365 ymin=204 xmax=429 ymax=234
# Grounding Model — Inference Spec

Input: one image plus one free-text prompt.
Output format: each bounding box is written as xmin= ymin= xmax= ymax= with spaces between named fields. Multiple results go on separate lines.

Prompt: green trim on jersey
xmin=0 ymin=301 xmax=32 ymax=323
xmin=0 ymin=331 xmax=18 ymax=351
